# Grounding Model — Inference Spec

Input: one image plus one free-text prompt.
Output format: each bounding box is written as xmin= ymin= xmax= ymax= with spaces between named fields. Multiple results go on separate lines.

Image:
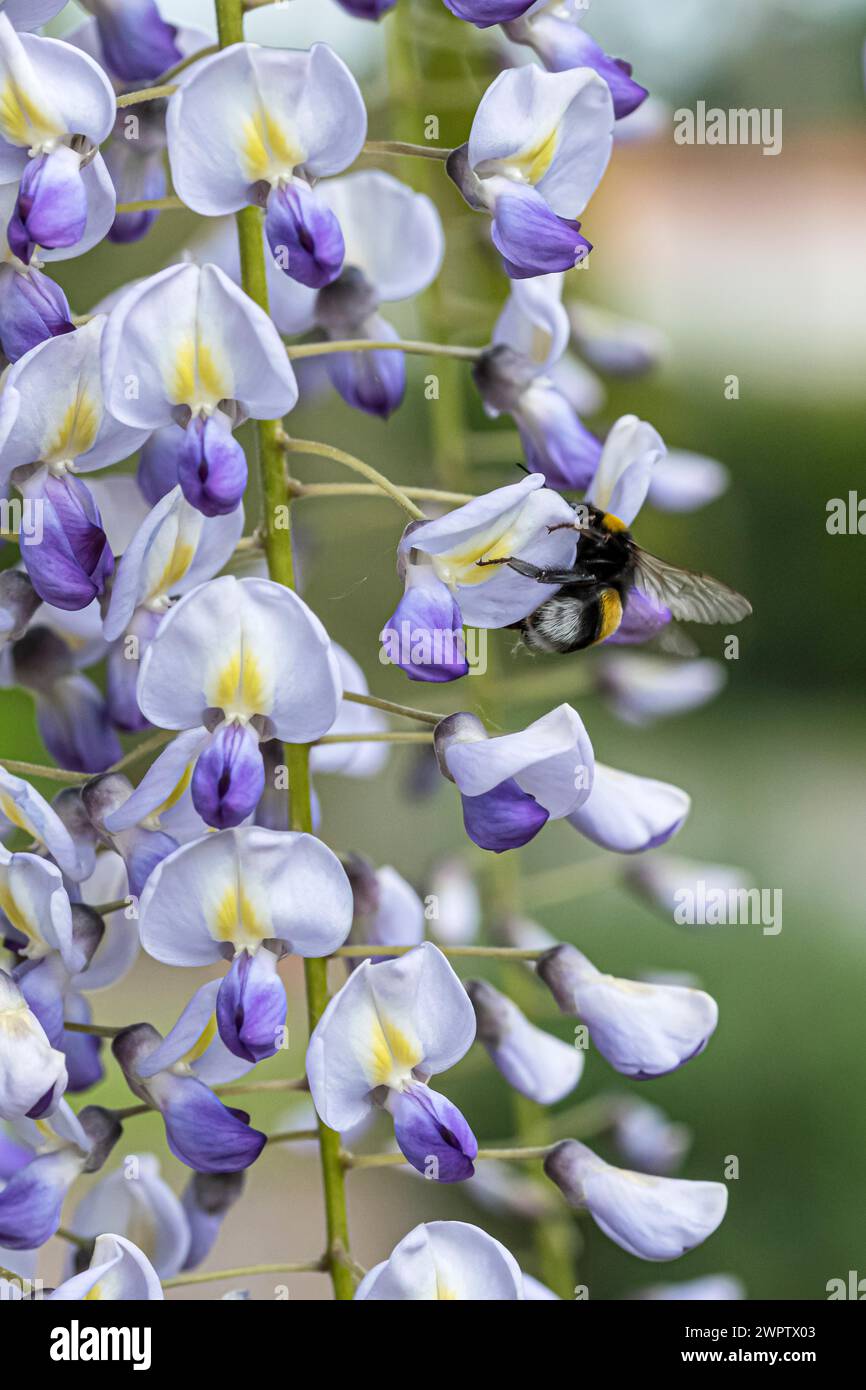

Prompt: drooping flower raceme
xmin=100 ymin=262 xmax=299 ymax=516
xmin=0 ymin=14 xmax=117 ymax=263
xmin=166 ymin=42 xmax=367 ymax=289
xmin=447 ymin=63 xmax=614 ymax=278
xmin=101 ymin=575 xmax=342 ymax=832
xmin=381 ymin=474 xmax=579 ymax=682
xmin=307 ymin=943 xmax=478 ymax=1181
xmin=544 ymin=1138 xmax=728 ymax=1261
xmin=355 ymin=1220 xmax=524 ymax=1300
xmin=139 ymin=827 xmax=353 ymax=1063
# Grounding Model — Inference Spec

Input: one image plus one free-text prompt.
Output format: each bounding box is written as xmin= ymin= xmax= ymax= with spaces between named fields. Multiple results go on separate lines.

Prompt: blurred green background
xmin=6 ymin=0 xmax=864 ymax=1299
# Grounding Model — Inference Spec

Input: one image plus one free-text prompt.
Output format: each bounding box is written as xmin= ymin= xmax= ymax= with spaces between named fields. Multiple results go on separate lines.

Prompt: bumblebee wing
xmin=630 ymin=546 xmax=753 ymax=624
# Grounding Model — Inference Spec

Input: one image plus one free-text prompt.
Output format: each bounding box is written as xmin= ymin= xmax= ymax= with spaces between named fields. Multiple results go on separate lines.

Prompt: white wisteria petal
xmin=364 ymin=866 xmax=425 ymax=952
xmin=101 ymin=729 xmax=210 ymax=834
xmin=0 ymin=1 xmax=69 ymax=30
xmin=469 ymin=979 xmax=583 ymax=1104
xmin=567 ymin=762 xmax=690 ymax=853
xmin=0 ymin=767 xmax=85 ymax=880
xmin=624 ymin=853 xmax=754 ymax=920
xmin=427 ymin=858 xmax=480 ymax=945
xmin=445 ymin=704 xmax=594 ymax=819
xmin=68 ymin=1154 xmax=190 ymax=1279
xmin=104 ymin=486 xmax=244 ymax=643
xmin=0 ymin=319 xmax=148 ymax=487
xmin=136 ymin=575 xmax=342 ymax=740
xmin=134 ymin=980 xmax=253 ymax=1087
xmin=0 ymin=17 xmax=115 ymax=156
xmin=166 ymin=42 xmax=366 ymax=214
xmin=493 ymin=273 xmax=569 ymax=370
xmin=186 ymin=216 xmax=318 ymax=338
xmin=306 ymin=943 xmax=476 ymax=1131
xmin=404 ymin=474 xmax=578 ymax=627
xmin=86 ymin=475 xmax=152 ymax=554
xmin=75 ymin=852 xmax=139 ymax=991
xmin=647 ymin=450 xmax=730 ymax=513
xmin=101 ymin=263 xmax=298 ymax=429
xmin=48 ymin=1233 xmax=163 ymax=1301
xmin=355 ymin=1221 xmax=523 ymax=1301
xmin=318 ymin=170 xmax=444 ymax=302
xmin=544 ymin=1139 xmax=728 ymax=1261
xmin=139 ymin=827 xmax=353 ymax=966
xmin=0 ymin=849 xmax=78 ymax=970
xmin=597 ymin=654 xmax=726 ymax=725
xmin=468 ymin=64 xmax=614 ymax=217
xmin=309 ymin=644 xmax=388 ymax=779
xmin=537 ymin=943 xmax=718 ymax=1078
xmin=637 ymin=1274 xmax=745 ymax=1301
xmin=585 ymin=414 xmax=666 ymax=526
xmin=524 ymin=1274 xmax=560 ymax=1299
xmin=0 ymin=969 xmax=67 ymax=1121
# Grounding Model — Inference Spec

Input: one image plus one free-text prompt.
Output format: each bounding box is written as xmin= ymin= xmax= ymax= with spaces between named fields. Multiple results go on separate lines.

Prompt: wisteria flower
xmin=0 ymin=14 xmax=117 ymax=263
xmin=355 ymin=1220 xmax=524 ymax=1299
xmin=7 ymin=621 xmax=122 ymax=772
xmin=49 ymin=1233 xmax=163 ymax=1301
xmin=447 ymin=63 xmax=613 ymax=277
xmin=113 ymin=1023 xmax=267 ymax=1173
xmin=467 ymin=978 xmax=584 ymax=1103
xmin=67 ymin=1152 xmax=190 ymax=1279
xmin=503 ymin=3 xmax=649 ymax=120
xmin=0 ymin=846 xmax=81 ymax=971
xmin=0 ymin=318 xmax=150 ymax=609
xmin=0 ymin=1102 xmax=119 ymax=1249
xmin=382 ymin=474 xmax=578 ymax=682
xmin=613 ymin=1098 xmax=692 ymax=1177
xmin=101 ymin=575 xmax=342 ymax=832
xmin=344 ymin=856 xmax=425 ymax=960
xmin=0 ymin=766 xmax=89 ymax=881
xmin=307 ymin=943 xmax=478 ymax=1181
xmin=100 ymin=263 xmax=298 ymax=515
xmin=139 ymin=827 xmax=353 ymax=1062
xmin=102 ymin=484 xmax=244 ymax=731
xmin=537 ymin=943 xmax=718 ymax=1077
xmin=544 ymin=1138 xmax=728 ymax=1260
xmin=166 ymin=42 xmax=366 ymax=289
xmin=565 ymin=763 xmax=691 ymax=853
xmin=434 ymin=704 xmax=594 ymax=851
xmin=0 ymin=968 xmax=67 ymax=1121
xmin=0 ymin=262 xmax=74 ymax=362
xmin=596 ymin=653 xmax=726 ymax=725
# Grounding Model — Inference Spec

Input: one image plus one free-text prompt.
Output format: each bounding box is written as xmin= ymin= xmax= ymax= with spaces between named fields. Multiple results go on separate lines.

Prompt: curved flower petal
xmin=0 ymin=766 xmax=85 ymax=880
xmin=0 ymin=970 xmax=67 ymax=1121
xmin=567 ymin=762 xmax=690 ymax=853
xmin=355 ymin=1220 xmax=524 ymax=1300
xmin=597 ymin=654 xmax=725 ymax=725
xmin=49 ymin=1233 xmax=163 ymax=1300
xmin=585 ymin=414 xmax=665 ymax=527
xmin=537 ymin=943 xmax=718 ymax=1078
xmin=139 ymin=826 xmax=353 ymax=965
xmin=468 ymin=978 xmax=583 ymax=1103
xmin=67 ymin=1153 xmax=190 ymax=1279
xmin=544 ymin=1139 xmax=728 ymax=1260
xmin=318 ymin=169 xmax=444 ymax=302
xmin=381 ymin=568 xmax=468 ymax=683
xmin=387 ymin=1083 xmax=477 ymax=1182
xmin=440 ymin=704 xmax=594 ymax=818
xmin=647 ymin=449 xmax=730 ymax=513
xmin=216 ymin=946 xmax=287 ymax=1063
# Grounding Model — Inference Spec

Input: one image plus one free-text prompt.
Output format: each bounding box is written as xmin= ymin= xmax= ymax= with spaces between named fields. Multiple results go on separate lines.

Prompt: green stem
xmin=342 ymin=1144 xmax=555 ymax=1171
xmin=333 ymin=943 xmax=543 ymax=960
xmin=163 ymin=1259 xmax=327 ymax=1289
xmin=286 ymin=338 xmax=480 ymax=362
xmin=215 ymin=0 xmax=354 ymax=1300
xmin=282 ymin=436 xmax=425 ymax=520
xmin=342 ymin=690 xmax=443 ymax=726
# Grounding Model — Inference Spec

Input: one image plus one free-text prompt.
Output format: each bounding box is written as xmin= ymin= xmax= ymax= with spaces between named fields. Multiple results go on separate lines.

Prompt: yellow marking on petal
xmin=155 ymin=763 xmax=193 ymax=818
xmin=435 ymin=1279 xmax=458 ymax=1300
xmin=0 ymin=792 xmax=33 ymax=835
xmin=169 ymin=338 xmax=231 ymax=411
xmin=211 ymin=883 xmax=268 ymax=950
xmin=514 ymin=124 xmax=559 ymax=185
xmin=183 ymin=1012 xmax=218 ymax=1065
xmin=210 ymin=647 xmax=269 ymax=719
xmin=83 ymin=1281 xmax=104 ymax=1301
xmin=43 ymin=392 xmax=99 ymax=464
xmin=367 ymin=1016 xmax=422 ymax=1089
xmin=152 ymin=542 xmax=195 ymax=600
xmin=0 ymin=77 xmax=63 ymax=149
xmin=434 ymin=529 xmax=521 ymax=589
xmin=240 ymin=108 xmax=301 ymax=183
xmin=0 ymin=881 xmax=36 ymax=947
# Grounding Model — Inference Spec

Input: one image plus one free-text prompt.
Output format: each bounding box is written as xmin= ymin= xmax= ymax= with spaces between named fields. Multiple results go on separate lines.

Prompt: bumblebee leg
xmin=475 ymin=557 xmax=593 ymax=584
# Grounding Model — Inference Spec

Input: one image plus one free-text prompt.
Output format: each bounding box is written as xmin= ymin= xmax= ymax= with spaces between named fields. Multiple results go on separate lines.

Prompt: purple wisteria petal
xmin=33 ymin=673 xmax=122 ymax=775
xmin=61 ymin=995 xmax=104 ymax=1092
xmin=491 ymin=184 xmax=592 ymax=279
xmin=505 ymin=14 xmax=648 ymax=120
xmin=180 ymin=1171 xmax=244 ymax=1271
xmin=443 ymin=0 xmax=534 ymax=26
xmin=190 ymin=720 xmax=265 ymax=830
xmin=0 ymin=264 xmax=74 ymax=362
xmin=137 ymin=426 xmax=186 ymax=504
xmin=335 ymin=0 xmax=398 ymax=16
xmin=388 ymin=1082 xmax=477 ymax=1182
xmin=266 ymin=180 xmax=345 ymax=289
xmin=514 ymin=380 xmax=602 ymax=490
xmin=0 ymin=1148 xmax=84 ymax=1250
xmin=8 ymin=147 xmax=87 ymax=264
xmin=324 ymin=320 xmax=406 ymax=418
xmin=606 ymin=589 xmax=671 ymax=645
xmin=86 ymin=0 xmax=183 ymax=83
xmin=178 ymin=416 xmax=248 ymax=519
xmin=460 ymin=779 xmax=549 ymax=853
xmin=216 ymin=947 xmax=287 ymax=1063
xmin=381 ymin=571 xmax=468 ymax=683
xmin=19 ymin=472 xmax=113 ymax=612
xmin=105 ymin=139 xmax=166 ymax=245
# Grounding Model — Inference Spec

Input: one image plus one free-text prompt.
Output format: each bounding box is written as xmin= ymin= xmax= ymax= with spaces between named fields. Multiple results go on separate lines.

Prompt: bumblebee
xmin=478 ymin=504 xmax=752 ymax=654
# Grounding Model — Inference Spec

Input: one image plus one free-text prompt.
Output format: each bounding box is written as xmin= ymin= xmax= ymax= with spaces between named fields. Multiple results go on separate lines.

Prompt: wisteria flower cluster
xmin=0 ymin=0 xmax=752 ymax=1304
